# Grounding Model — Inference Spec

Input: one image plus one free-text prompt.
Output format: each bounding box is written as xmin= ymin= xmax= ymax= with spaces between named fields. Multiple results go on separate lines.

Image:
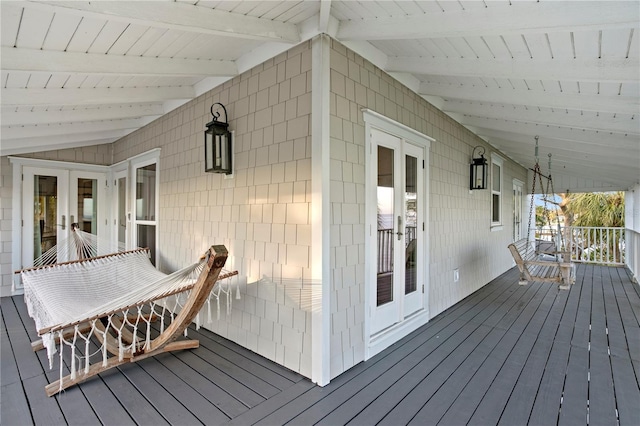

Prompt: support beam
xmin=389 ymin=57 xmax=638 ymax=84
xmin=418 ymin=83 xmax=640 ymax=115
xmin=1 ymin=103 xmax=164 ymax=126
xmin=474 ymin=127 xmax=639 ymax=162
xmin=488 ymin=141 xmax=638 ymax=184
xmin=2 ymin=86 xmax=195 ymax=106
xmin=337 ymin=2 xmax=638 ymax=40
xmin=461 ymin=115 xmax=638 ymax=149
xmin=443 ymin=101 xmax=640 ymax=135
xmin=319 ymin=0 xmax=332 ymax=34
xmin=1 ymin=47 xmax=237 ymax=77
xmin=0 ymin=133 xmax=124 ymax=156
xmin=2 ymin=117 xmax=153 ymax=139
xmin=23 ymin=1 xmax=300 ymax=43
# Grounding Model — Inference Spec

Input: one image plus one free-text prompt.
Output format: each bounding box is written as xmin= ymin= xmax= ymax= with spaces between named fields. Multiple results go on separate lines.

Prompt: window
xmin=128 ymin=149 xmax=160 ymax=266
xmin=491 ymin=155 xmax=503 ymax=227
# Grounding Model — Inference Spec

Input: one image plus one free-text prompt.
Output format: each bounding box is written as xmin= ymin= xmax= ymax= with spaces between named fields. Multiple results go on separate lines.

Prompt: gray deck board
xmin=289 ymin=270 xmax=520 ymax=425
xmin=432 ymin=283 xmax=547 ymax=425
xmin=468 ymin=283 xmax=558 ymax=425
xmin=136 ymin=355 xmax=226 ymax=424
xmin=1 ymin=381 xmax=33 ymax=425
xmin=118 ymin=361 xmax=203 ymax=425
xmin=498 ymin=287 xmax=569 ymax=425
xmin=1 ymin=307 xmax=21 ymax=386
xmin=187 ymin=327 xmax=297 ymax=391
xmin=2 ymin=265 xmax=639 ymax=426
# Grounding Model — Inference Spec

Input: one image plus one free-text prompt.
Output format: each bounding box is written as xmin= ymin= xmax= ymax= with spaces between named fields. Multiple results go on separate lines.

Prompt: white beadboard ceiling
xmin=1 ymin=0 xmax=638 ymax=191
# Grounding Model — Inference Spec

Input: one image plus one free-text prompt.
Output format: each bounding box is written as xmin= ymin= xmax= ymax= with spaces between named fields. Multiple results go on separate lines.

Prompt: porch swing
xmin=508 ymin=136 xmax=575 ymax=289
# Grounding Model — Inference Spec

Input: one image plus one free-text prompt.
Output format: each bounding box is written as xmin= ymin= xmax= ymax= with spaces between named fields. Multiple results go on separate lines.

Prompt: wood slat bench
xmin=508 ymin=238 xmax=574 ymax=290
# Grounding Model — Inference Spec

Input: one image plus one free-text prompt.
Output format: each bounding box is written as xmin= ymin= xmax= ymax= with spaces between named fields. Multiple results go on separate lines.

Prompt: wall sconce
xmin=204 ymin=102 xmax=232 ymax=174
xmin=469 ymin=146 xmax=488 ymax=190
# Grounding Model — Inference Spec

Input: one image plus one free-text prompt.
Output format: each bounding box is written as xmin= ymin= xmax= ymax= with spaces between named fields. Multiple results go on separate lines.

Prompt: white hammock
xmin=20 ymin=234 xmax=238 ymax=396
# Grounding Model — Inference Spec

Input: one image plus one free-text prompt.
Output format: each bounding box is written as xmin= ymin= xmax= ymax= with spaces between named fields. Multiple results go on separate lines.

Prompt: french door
xmin=370 ymin=128 xmax=425 ymax=335
xmin=22 ymin=167 xmax=106 ymax=268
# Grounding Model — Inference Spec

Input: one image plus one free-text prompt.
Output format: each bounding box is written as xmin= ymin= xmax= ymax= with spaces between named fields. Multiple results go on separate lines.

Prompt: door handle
xmin=61 ymin=215 xmax=65 ymax=230
xmin=396 ymin=216 xmax=403 ymax=240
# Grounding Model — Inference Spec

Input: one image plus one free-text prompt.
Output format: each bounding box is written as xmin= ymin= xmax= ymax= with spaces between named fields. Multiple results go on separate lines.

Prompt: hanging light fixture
xmin=204 ymin=102 xmax=232 ymax=174
xmin=469 ymin=146 xmax=488 ymax=190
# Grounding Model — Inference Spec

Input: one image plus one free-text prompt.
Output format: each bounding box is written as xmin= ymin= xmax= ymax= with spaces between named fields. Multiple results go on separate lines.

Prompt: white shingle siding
xmin=327 ymin=39 xmax=527 ymax=378
xmin=1 ymin=36 xmax=529 ymax=383
xmin=109 ymin=41 xmax=315 ymax=377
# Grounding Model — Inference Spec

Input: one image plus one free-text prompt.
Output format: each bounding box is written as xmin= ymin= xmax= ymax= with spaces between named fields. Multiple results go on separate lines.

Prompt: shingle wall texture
xmin=111 ymin=41 xmax=314 ymax=377
xmin=327 ymin=39 xmax=527 ymax=378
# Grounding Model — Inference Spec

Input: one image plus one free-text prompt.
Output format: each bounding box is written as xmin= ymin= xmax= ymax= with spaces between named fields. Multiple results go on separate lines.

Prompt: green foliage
xmin=535 ymin=205 xmax=547 ymax=227
xmin=565 ymin=192 xmax=625 ymax=227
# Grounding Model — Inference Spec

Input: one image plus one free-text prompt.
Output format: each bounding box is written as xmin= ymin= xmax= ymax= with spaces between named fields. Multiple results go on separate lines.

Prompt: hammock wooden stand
xmin=508 ymin=238 xmax=574 ymax=290
xmin=23 ymin=245 xmax=236 ymax=397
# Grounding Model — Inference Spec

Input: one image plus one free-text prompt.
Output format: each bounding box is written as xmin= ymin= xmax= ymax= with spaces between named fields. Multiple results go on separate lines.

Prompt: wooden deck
xmin=2 ymin=264 xmax=639 ymax=425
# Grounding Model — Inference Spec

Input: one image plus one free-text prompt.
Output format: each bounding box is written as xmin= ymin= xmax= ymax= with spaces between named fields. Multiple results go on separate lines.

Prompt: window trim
xmin=491 ymin=154 xmax=504 ymax=228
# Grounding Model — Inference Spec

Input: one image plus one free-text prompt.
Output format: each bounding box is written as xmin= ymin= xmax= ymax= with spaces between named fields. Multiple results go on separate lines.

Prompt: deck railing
xmin=377 ymin=226 xmax=416 ymax=274
xmin=535 ymin=226 xmax=626 ymax=265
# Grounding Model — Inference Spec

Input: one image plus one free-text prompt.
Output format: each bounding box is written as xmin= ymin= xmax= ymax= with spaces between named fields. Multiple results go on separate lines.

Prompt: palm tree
xmin=562 ymin=192 xmax=625 ymax=263
xmin=564 ymin=192 xmax=625 ymax=228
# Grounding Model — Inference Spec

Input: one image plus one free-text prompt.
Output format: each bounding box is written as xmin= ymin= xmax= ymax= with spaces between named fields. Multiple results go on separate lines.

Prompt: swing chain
xmin=525 ymin=163 xmax=539 ymax=256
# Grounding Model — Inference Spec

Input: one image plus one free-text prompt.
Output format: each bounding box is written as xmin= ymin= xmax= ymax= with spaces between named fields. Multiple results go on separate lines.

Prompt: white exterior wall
xmin=327 ymin=39 xmax=528 ymax=378
xmin=1 ymin=37 xmax=535 ymax=383
xmin=111 ymin=42 xmax=315 ymax=377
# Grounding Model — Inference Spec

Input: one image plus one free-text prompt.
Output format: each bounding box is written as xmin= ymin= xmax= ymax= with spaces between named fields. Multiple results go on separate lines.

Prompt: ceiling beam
xmin=389 ymin=57 xmax=638 ymax=84
xmin=0 ymin=136 xmax=121 ymax=156
xmin=0 ymin=130 xmax=128 ymax=156
xmin=443 ymin=101 xmax=640 ymax=135
xmin=475 ymin=127 xmax=639 ymax=162
xmin=336 ymin=2 xmax=638 ymax=40
xmin=461 ymin=116 xmax=638 ymax=149
xmin=2 ymin=47 xmax=238 ymax=77
xmin=1 ymin=103 xmax=164 ymax=126
xmin=2 ymin=117 xmax=154 ymax=139
xmin=23 ymin=1 xmax=300 ymax=43
xmin=488 ymin=142 xmax=638 ymax=182
xmin=319 ymin=0 xmax=332 ymax=34
xmin=419 ymin=83 xmax=640 ymax=115
xmin=2 ymin=86 xmax=195 ymax=106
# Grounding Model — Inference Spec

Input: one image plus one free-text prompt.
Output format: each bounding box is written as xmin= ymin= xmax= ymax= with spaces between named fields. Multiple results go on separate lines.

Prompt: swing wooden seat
xmin=508 ymin=238 xmax=574 ymax=290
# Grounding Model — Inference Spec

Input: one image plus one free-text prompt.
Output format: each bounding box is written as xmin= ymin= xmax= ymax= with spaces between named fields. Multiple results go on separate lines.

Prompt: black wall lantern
xmin=204 ymin=102 xmax=232 ymax=174
xmin=469 ymin=146 xmax=488 ymax=190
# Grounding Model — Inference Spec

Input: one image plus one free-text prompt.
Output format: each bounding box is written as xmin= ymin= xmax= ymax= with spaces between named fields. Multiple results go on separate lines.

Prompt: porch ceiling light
xmin=470 ymin=146 xmax=488 ymax=190
xmin=204 ymin=102 xmax=232 ymax=174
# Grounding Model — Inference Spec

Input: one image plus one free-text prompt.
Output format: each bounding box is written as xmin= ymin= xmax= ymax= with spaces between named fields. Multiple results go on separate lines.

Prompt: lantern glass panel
xmin=205 ymin=131 xmax=214 ymax=171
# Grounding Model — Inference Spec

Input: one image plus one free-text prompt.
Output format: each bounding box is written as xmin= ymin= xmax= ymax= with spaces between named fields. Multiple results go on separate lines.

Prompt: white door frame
xmin=363 ymin=109 xmax=433 ymax=359
xmin=10 ymin=157 xmax=110 ymax=291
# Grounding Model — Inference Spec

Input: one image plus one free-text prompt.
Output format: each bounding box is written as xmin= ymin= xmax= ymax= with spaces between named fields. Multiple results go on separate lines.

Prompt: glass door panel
xmin=134 ymin=163 xmax=157 ymax=265
xmin=117 ymin=176 xmax=127 ymax=246
xmin=70 ymin=171 xmax=107 ymax=257
xmin=22 ymin=167 xmax=69 ymax=268
xmin=370 ymin=129 xmax=424 ymax=335
xmin=404 ymin=154 xmax=418 ymax=295
xmin=136 ymin=164 xmax=156 ymax=221
xmin=33 ymin=175 xmax=58 ymax=263
xmin=76 ymin=178 xmax=97 ymax=234
xmin=377 ymin=146 xmax=394 ymax=306
xmin=403 ymin=144 xmax=423 ymax=317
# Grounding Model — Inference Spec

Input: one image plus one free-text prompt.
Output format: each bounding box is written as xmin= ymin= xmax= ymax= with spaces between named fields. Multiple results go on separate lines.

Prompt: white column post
xmin=310 ymin=34 xmax=331 ymax=386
